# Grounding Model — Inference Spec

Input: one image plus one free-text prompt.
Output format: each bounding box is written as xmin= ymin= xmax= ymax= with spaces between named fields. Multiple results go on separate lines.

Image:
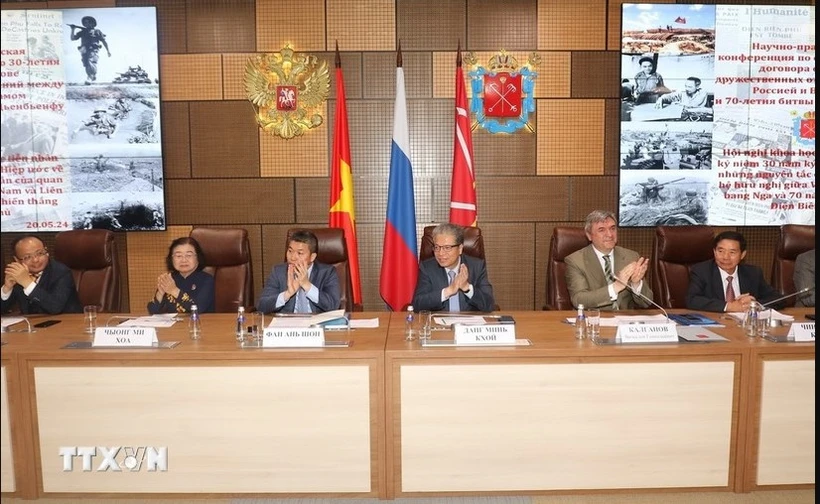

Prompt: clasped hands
xmin=156 ymin=272 xmax=180 ymax=300
xmin=285 ymin=261 xmax=312 ymax=299
xmin=726 ymin=294 xmax=756 ymax=313
xmin=3 ymin=261 xmax=33 ymax=291
xmin=445 ymin=264 xmax=470 ymax=299
xmin=613 ymin=257 xmax=649 ymax=292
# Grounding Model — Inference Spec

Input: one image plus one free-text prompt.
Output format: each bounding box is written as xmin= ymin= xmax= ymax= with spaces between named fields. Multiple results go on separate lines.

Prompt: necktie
xmin=603 ymin=255 xmax=615 ymax=282
xmin=448 ymin=270 xmax=460 ymax=312
xmin=725 ymin=276 xmax=736 ymax=303
xmin=295 ymin=289 xmax=311 ymax=313
xmin=604 ymin=255 xmax=619 ymax=310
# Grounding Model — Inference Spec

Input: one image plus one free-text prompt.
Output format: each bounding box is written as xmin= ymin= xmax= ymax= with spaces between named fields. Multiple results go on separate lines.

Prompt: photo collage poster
xmin=618 ymin=4 xmax=815 ymax=227
xmin=1 ymin=7 xmax=165 ymax=232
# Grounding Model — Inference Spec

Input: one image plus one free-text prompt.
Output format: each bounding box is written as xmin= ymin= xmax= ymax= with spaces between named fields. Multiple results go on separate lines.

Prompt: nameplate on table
xmin=616 ymin=323 xmax=678 ymax=343
xmin=93 ymin=327 xmax=158 ymax=347
xmin=262 ymin=327 xmax=325 ymax=347
xmin=787 ymin=322 xmax=815 ymax=342
xmin=454 ymin=323 xmax=516 ymax=345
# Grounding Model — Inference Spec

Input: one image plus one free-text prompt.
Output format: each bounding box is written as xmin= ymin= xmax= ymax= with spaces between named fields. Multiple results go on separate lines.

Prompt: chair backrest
xmin=53 ymin=229 xmax=121 ymax=312
xmin=545 ymin=226 xmax=589 ymax=310
xmin=771 ymin=224 xmax=815 ymax=306
xmin=419 ymin=225 xmax=485 ymax=262
xmin=190 ymin=227 xmax=253 ymax=313
xmin=651 ymin=225 xmax=714 ymax=309
xmin=285 ymin=228 xmax=361 ymax=312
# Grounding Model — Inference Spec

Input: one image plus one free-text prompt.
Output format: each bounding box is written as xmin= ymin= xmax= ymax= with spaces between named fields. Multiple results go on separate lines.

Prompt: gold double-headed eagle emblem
xmin=244 ymin=45 xmax=330 ymax=139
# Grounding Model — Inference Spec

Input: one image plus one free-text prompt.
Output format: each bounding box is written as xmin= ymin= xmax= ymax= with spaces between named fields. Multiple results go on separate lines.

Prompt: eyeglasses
xmin=19 ymin=249 xmax=48 ymax=262
xmin=433 ymin=244 xmax=460 ymax=253
xmin=172 ymin=252 xmax=197 ymax=260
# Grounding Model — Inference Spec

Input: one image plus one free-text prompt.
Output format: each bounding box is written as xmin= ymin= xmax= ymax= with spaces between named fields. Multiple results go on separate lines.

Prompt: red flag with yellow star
xmin=329 ymin=44 xmax=362 ymax=305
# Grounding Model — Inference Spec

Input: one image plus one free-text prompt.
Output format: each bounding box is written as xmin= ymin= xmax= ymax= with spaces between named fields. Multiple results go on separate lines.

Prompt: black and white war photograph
xmin=619 ymin=171 xmax=711 ymax=227
xmin=620 ymin=4 xmax=716 ymax=123
xmin=620 ymin=122 xmax=713 ymax=171
xmin=62 ymin=7 xmax=165 ymax=231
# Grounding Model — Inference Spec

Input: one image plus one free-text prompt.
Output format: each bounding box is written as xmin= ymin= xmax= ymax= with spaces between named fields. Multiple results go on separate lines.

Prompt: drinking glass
xmin=418 ymin=310 xmax=432 ymax=341
xmin=586 ymin=309 xmax=601 ymax=339
xmin=83 ymin=305 xmax=98 ymax=334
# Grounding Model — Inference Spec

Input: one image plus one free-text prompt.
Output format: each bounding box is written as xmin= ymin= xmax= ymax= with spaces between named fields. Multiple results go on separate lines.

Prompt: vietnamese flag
xmin=449 ymin=42 xmax=477 ymax=227
xmin=329 ymin=42 xmax=362 ymax=306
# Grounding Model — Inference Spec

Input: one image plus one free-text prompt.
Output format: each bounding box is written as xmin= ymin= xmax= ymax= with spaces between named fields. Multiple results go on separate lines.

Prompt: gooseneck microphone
xmin=615 ymin=276 xmax=670 ymax=322
xmin=759 ymin=286 xmax=815 ymax=309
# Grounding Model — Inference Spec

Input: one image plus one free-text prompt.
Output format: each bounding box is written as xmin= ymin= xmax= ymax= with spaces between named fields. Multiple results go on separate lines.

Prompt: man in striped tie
xmin=564 ymin=210 xmax=654 ymax=311
xmin=411 ymin=223 xmax=495 ymax=312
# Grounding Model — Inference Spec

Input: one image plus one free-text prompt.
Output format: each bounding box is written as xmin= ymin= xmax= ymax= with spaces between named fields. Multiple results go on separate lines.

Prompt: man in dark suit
xmin=686 ymin=230 xmax=784 ymax=312
xmin=1 ymin=235 xmax=82 ymax=314
xmin=256 ymin=230 xmax=341 ymax=314
xmin=411 ymin=223 xmax=495 ymax=312
xmin=565 ymin=210 xmax=653 ymax=310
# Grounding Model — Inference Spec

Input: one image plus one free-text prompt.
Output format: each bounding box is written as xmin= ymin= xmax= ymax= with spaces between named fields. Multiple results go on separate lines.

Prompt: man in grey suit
xmin=565 ymin=210 xmax=654 ymax=310
xmin=412 ymin=223 xmax=495 ymax=312
xmin=256 ymin=230 xmax=341 ymax=314
xmin=793 ymin=248 xmax=815 ymax=308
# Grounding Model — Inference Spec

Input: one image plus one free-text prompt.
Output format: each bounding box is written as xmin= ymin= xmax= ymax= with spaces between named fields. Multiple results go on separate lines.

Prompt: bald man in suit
xmin=565 ymin=210 xmax=654 ymax=311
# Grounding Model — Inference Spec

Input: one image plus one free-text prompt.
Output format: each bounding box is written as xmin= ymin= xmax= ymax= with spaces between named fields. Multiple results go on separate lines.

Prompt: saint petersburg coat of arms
xmin=244 ymin=45 xmax=330 ymax=140
xmin=466 ymin=50 xmax=540 ymax=134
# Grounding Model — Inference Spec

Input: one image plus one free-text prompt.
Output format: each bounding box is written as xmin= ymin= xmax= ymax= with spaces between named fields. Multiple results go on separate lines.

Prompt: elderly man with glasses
xmin=1 ymin=235 xmax=82 ymax=314
xmin=411 ymin=223 xmax=495 ymax=312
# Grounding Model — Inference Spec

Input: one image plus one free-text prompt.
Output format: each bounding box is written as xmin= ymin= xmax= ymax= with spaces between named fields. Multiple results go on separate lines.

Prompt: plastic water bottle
xmin=189 ymin=304 xmax=201 ymax=340
xmin=744 ymin=302 xmax=759 ymax=338
xmin=405 ymin=305 xmax=416 ymax=341
xmin=236 ymin=306 xmax=246 ymax=342
xmin=575 ymin=304 xmax=587 ymax=340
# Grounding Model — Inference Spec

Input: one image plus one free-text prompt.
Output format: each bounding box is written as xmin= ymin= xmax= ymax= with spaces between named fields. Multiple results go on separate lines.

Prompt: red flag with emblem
xmin=675 ymin=16 xmax=687 ymax=24
xmin=449 ymin=43 xmax=477 ymax=227
xmin=329 ymin=43 xmax=362 ymax=305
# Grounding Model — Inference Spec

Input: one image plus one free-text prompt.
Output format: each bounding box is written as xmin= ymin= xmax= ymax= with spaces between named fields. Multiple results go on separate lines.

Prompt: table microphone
xmin=615 ymin=276 xmax=670 ymax=322
xmin=758 ymin=286 xmax=815 ymax=309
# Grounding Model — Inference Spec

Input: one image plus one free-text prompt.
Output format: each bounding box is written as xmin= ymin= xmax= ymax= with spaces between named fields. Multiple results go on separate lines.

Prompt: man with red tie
xmin=686 ymin=231 xmax=783 ymax=312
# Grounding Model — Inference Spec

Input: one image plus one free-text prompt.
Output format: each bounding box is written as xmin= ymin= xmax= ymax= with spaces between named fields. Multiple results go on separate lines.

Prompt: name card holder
xmin=262 ymin=327 xmax=325 ymax=347
xmin=454 ymin=323 xmax=516 ymax=345
xmin=788 ymin=322 xmax=815 ymax=342
xmin=616 ymin=323 xmax=678 ymax=344
xmin=93 ymin=327 xmax=158 ymax=347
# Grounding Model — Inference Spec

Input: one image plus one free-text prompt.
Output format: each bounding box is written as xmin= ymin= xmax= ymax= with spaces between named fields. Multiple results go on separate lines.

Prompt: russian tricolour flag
xmin=379 ymin=54 xmax=417 ymax=312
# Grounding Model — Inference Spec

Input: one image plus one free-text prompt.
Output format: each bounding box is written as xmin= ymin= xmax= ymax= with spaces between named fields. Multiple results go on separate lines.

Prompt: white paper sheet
xmin=434 ymin=315 xmax=488 ymax=326
xmin=118 ymin=315 xmax=178 ymax=328
xmin=565 ymin=314 xmax=669 ymax=326
xmin=349 ymin=318 xmax=379 ymax=329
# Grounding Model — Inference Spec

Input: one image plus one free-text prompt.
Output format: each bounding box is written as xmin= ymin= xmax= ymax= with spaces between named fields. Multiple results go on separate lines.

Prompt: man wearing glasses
xmin=1 ymin=235 xmax=82 ymax=314
xmin=412 ymin=223 xmax=495 ymax=312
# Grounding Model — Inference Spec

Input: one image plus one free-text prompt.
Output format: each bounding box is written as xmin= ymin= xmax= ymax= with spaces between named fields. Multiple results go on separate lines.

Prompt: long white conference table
xmin=0 ymin=309 xmax=814 ymax=499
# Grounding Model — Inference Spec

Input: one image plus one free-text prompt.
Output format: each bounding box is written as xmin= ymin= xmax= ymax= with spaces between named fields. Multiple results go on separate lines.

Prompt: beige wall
xmin=0 ymin=0 xmax=805 ymax=311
